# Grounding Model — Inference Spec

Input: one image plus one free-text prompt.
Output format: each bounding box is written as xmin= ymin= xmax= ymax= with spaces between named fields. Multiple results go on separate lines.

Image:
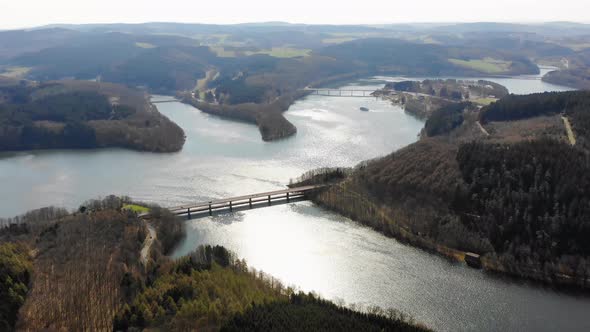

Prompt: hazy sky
xmin=1 ymin=0 xmax=589 ymax=29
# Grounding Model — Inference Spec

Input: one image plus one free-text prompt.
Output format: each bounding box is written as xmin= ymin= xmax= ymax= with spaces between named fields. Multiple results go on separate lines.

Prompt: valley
xmin=2 ymin=19 xmax=590 ymax=331
xmin=1 ymin=73 xmax=585 ymax=331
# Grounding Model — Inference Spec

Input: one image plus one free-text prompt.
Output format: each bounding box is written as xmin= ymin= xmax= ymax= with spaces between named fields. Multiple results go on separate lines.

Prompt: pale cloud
xmin=0 ymin=0 xmax=588 ymax=29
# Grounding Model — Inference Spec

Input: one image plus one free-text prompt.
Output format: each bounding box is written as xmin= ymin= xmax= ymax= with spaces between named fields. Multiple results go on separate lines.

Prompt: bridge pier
xmin=287 ymin=192 xmax=290 ymax=202
xmin=209 ymin=204 xmax=212 ymax=216
xmin=268 ymin=195 xmax=271 ymax=205
xmin=249 ymin=198 xmax=252 ymax=208
xmin=229 ymin=201 xmax=233 ymax=212
xmin=187 ymin=208 xmax=191 ymax=219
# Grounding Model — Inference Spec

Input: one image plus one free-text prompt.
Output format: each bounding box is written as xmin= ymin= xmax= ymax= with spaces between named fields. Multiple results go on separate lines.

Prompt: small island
xmin=373 ymin=79 xmax=509 ymax=119
xmin=0 ymin=78 xmax=185 ymax=152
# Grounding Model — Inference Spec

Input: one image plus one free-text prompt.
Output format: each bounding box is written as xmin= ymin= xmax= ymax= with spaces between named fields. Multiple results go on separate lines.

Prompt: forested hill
xmin=480 ymin=91 xmax=590 ymax=149
xmin=8 ymin=32 xmax=214 ymax=93
xmin=0 ymin=80 xmax=185 ymax=152
xmin=0 ymin=28 xmax=542 ymax=142
xmin=317 ymin=38 xmax=539 ymax=76
xmin=2 ymin=29 xmax=540 ymax=100
xmin=542 ymin=49 xmax=590 ymax=90
xmin=0 ymin=198 xmax=429 ymax=331
xmin=308 ymin=90 xmax=590 ymax=288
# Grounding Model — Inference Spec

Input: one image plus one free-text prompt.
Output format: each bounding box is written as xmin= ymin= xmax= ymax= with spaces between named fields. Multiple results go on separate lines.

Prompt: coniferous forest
xmin=455 ymin=139 xmax=590 ymax=276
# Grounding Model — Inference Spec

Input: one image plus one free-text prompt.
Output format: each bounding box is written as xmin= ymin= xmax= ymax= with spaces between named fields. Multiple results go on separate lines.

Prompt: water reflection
xmin=174 ymin=201 xmax=590 ymax=332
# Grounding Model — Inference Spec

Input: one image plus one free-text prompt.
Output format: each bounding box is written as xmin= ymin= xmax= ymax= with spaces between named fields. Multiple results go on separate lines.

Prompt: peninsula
xmin=0 ymin=78 xmax=185 ymax=152
xmin=372 ymin=79 xmax=509 ymax=119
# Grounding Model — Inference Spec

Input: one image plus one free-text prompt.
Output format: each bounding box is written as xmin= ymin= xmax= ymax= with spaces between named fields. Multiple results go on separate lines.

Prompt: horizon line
xmin=3 ymin=20 xmax=590 ymax=31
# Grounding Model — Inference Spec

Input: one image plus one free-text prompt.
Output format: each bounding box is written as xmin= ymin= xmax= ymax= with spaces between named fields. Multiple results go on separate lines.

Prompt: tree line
xmin=454 ymin=139 xmax=590 ymax=282
xmin=222 ymin=292 xmax=429 ymax=332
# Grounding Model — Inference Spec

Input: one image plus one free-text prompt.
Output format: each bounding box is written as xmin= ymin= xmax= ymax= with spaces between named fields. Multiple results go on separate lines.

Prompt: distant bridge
xmin=301 ymin=88 xmax=376 ymax=98
xmin=140 ymin=185 xmax=326 ymax=220
xmin=490 ymin=75 xmax=543 ymax=81
xmin=151 ymin=98 xmax=181 ymax=104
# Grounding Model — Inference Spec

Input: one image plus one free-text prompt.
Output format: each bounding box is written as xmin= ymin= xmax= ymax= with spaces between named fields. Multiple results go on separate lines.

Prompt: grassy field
xmin=562 ymin=116 xmax=577 ymax=146
xmin=210 ymin=46 xmax=311 ymax=58
xmin=135 ymin=42 xmax=156 ymax=49
xmin=449 ymin=57 xmax=512 ymax=74
xmin=419 ymin=35 xmax=441 ymax=44
xmin=0 ymin=66 xmax=31 ymax=78
xmin=562 ymin=42 xmax=590 ymax=51
xmin=197 ymin=34 xmax=231 ymax=44
xmin=209 ymin=46 xmax=238 ymax=57
xmin=122 ymin=204 xmax=150 ymax=214
xmin=321 ymin=31 xmax=387 ymax=45
xmin=246 ymin=47 xmax=311 ymax=58
xmin=30 ymin=84 xmax=72 ymax=101
xmin=485 ymin=115 xmax=568 ymax=144
xmin=472 ymin=97 xmax=498 ymax=106
xmin=322 ymin=37 xmax=358 ymax=44
xmin=196 ymin=69 xmax=218 ymax=91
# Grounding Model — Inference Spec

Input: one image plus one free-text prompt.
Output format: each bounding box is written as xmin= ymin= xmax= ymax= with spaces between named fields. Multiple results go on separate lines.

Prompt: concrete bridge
xmin=302 ymin=88 xmax=376 ymax=97
xmin=140 ymin=185 xmax=326 ymax=219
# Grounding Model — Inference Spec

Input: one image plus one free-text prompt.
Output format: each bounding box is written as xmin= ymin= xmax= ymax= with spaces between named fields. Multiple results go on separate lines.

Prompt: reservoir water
xmin=0 ymin=72 xmax=587 ymax=331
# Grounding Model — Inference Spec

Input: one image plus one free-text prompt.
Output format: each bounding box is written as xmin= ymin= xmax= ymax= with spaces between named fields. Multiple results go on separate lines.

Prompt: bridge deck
xmin=140 ymin=185 xmax=325 ymax=218
xmin=152 ymin=99 xmax=180 ymax=104
xmin=169 ymin=185 xmax=322 ymax=211
xmin=300 ymin=88 xmax=376 ymax=98
xmin=302 ymin=88 xmax=376 ymax=92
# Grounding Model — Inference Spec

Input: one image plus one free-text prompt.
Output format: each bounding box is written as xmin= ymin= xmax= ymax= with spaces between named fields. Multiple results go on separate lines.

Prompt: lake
xmin=0 ymin=72 xmax=586 ymax=331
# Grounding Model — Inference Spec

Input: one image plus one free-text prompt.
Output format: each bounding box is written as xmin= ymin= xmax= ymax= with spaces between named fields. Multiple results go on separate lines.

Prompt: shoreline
xmin=180 ymin=92 xmax=306 ymax=141
xmin=308 ymin=183 xmax=590 ymax=291
xmin=177 ymin=71 xmax=372 ymax=142
xmin=174 ymin=66 xmax=553 ymax=143
xmin=0 ymin=79 xmax=187 ymax=154
xmin=0 ymin=97 xmax=186 ymax=155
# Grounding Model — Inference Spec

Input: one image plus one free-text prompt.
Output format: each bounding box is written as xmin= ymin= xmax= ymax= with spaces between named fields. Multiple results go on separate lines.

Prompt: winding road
xmin=140 ymin=223 xmax=156 ymax=265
